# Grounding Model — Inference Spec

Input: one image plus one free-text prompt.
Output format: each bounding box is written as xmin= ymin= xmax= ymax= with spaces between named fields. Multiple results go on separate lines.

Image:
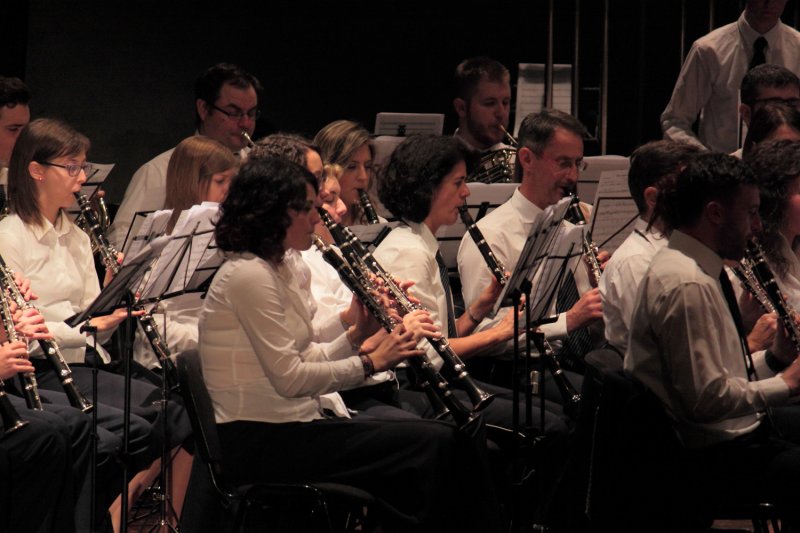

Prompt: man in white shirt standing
xmin=625 ymin=152 xmax=800 ymax=527
xmin=109 ymin=62 xmax=261 ymax=248
xmin=661 ymin=0 xmax=800 ymax=153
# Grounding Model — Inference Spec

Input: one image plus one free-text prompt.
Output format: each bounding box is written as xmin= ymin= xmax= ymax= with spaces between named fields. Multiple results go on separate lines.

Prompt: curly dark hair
xmin=378 ymin=135 xmax=473 ymax=223
xmin=215 ymin=157 xmax=317 ymax=262
xmin=249 ymin=133 xmax=319 ymax=167
xmin=746 ymin=139 xmax=800 ymax=277
xmin=655 ymin=152 xmax=757 ymax=234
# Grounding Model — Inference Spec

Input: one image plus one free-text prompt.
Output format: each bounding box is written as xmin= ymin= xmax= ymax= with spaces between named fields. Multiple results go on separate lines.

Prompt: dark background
xmin=3 ymin=0 xmax=798 ymax=203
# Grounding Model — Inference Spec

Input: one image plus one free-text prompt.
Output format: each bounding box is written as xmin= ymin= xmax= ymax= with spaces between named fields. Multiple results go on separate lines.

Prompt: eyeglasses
xmin=208 ymin=102 xmax=261 ymax=122
xmin=542 ymin=155 xmax=588 ymax=172
xmin=753 ymin=97 xmax=800 ymax=108
xmin=36 ymin=161 xmax=94 ymax=177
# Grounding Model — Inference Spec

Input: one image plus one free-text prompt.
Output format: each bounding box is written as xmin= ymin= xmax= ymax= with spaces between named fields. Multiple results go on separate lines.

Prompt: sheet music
xmin=576 ymin=155 xmax=630 ymax=209
xmin=514 ymin=63 xmax=572 ymax=136
xmin=374 ymin=113 xmax=445 ymax=136
xmin=436 ymin=183 xmax=517 ymax=270
xmin=588 ymin=169 xmax=639 ymax=255
xmin=348 ymin=221 xmax=401 ymax=249
xmin=139 ymin=203 xmax=219 ymax=302
xmin=123 ymin=209 xmax=172 ymax=260
xmin=491 ymin=197 xmax=574 ymax=318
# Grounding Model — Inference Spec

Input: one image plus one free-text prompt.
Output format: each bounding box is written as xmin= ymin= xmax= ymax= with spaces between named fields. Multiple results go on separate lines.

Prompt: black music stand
xmin=131 ymin=206 xmax=222 ymax=533
xmin=491 ymin=197 xmax=575 ymax=532
xmin=66 ymin=245 xmax=159 ymax=533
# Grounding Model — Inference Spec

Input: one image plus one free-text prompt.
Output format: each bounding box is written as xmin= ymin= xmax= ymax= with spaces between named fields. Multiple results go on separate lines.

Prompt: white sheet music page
xmin=588 ymin=168 xmax=639 ymax=255
xmin=123 ymin=209 xmax=172 ymax=261
xmin=514 ymin=63 xmax=572 ymax=136
xmin=165 ymin=203 xmax=219 ymax=296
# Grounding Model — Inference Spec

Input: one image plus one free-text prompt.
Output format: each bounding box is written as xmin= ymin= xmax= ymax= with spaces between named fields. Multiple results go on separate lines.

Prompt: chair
xmin=582 ymin=353 xmax=783 ymax=533
xmin=177 ymin=349 xmax=402 ymax=533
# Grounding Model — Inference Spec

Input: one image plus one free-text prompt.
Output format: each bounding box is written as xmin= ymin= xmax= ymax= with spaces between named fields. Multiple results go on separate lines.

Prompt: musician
xmin=457 ymin=109 xmax=602 ymax=375
xmin=131 ymin=135 xmax=238 ymax=372
xmin=0 ymin=77 xmax=30 ymax=175
xmin=0 ymin=117 xmax=192 ymax=529
xmin=742 ymin=101 xmax=800 ymax=158
xmin=250 ymin=133 xmax=431 ymax=419
xmin=453 ymin=56 xmax=513 ymax=153
xmin=599 ymin=140 xmax=701 ymax=354
xmin=660 ymin=0 xmax=800 ymax=153
xmin=374 ymin=133 xmax=569 ymax=436
xmin=314 ymin=120 xmax=380 ymax=226
xmin=199 ymin=156 xmax=501 ymax=533
xmin=625 ymin=152 xmax=800 ymax=526
xmin=109 ymin=62 xmax=261 ymax=248
xmin=0 ymin=341 xmax=75 ymax=532
xmin=732 ymin=64 xmax=800 ymax=157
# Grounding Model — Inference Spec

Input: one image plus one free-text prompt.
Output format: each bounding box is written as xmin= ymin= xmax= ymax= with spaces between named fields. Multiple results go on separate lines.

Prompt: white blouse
xmin=199 ymin=252 xmax=365 ymax=424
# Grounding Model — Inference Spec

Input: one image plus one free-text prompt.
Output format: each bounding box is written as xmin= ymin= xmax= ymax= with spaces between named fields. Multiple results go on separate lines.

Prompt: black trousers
xmin=0 ymin=404 xmax=74 ymax=533
xmin=216 ymin=416 xmax=501 ymax=533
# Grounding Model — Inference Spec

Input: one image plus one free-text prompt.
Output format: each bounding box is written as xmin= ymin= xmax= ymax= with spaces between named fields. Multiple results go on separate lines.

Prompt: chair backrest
xmin=176 ymin=349 xmax=230 ymax=493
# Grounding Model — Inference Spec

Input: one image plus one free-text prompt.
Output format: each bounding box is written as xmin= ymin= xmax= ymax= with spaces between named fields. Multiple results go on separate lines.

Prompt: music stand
xmin=491 ymin=197 xmax=574 ymax=531
xmin=66 ymin=244 xmax=159 ymax=533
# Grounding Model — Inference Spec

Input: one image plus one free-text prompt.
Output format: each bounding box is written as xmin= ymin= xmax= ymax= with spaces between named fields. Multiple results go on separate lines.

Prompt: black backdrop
xmin=3 ymin=0 xmax=798 ymax=203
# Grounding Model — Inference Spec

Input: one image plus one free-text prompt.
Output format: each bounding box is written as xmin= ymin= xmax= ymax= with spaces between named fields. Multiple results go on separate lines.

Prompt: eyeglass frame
xmin=35 ymin=161 xmax=94 ymax=178
xmin=207 ymin=102 xmax=261 ymax=122
xmin=539 ymin=153 xmax=588 ymax=172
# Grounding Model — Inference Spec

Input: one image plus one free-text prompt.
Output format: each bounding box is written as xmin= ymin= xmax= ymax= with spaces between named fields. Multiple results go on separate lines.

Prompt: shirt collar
xmin=404 ymin=220 xmax=440 ymax=255
xmin=668 ymin=230 xmax=724 ymax=279
xmin=738 ymin=11 xmax=783 ymax=48
xmin=30 ymin=211 xmax=73 ymax=242
xmin=510 ymin=187 xmax=544 ymax=224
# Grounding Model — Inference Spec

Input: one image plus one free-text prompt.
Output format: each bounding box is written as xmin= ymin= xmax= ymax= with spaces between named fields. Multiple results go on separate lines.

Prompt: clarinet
xmin=459 ymin=204 xmax=582 ymax=415
xmin=0 ymin=255 xmax=93 ymax=412
xmin=318 ymin=209 xmax=495 ymax=412
xmin=744 ymin=240 xmax=800 ymax=353
xmin=313 ymin=235 xmax=480 ymax=427
xmin=458 ymin=204 xmax=506 ymax=286
xmin=0 ymin=288 xmax=42 ymax=410
xmin=74 ymin=193 xmax=178 ymax=388
xmin=358 ymin=189 xmax=380 ymax=225
xmin=566 ymin=195 xmax=602 ymax=286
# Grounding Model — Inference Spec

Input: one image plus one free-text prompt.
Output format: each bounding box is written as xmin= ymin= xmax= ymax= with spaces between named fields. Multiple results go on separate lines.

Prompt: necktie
xmin=435 ymin=251 xmax=458 ymax=338
xmin=750 ymin=36 xmax=768 ymax=71
xmin=555 ymin=269 xmax=593 ymax=373
xmin=718 ymin=270 xmax=757 ymax=380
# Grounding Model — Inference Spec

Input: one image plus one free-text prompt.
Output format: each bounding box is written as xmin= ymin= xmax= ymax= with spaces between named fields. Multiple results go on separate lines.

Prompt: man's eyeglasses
xmin=208 ymin=102 xmax=261 ymax=122
xmin=543 ymin=155 xmax=588 ymax=172
xmin=753 ymin=97 xmax=800 ymax=108
xmin=36 ymin=161 xmax=94 ymax=177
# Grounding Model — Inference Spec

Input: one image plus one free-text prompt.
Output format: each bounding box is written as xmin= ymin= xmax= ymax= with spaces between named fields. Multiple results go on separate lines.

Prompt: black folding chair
xmin=177 ymin=350 xmax=402 ymax=533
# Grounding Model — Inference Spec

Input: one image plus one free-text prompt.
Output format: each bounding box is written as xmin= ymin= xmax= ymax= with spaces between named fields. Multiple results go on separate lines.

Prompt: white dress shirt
xmin=0 ymin=213 xmax=111 ymax=364
xmin=108 ymin=147 xmax=175 ymax=250
xmin=373 ymin=222 xmax=446 ymax=370
xmin=624 ymin=230 xmax=789 ymax=448
xmin=599 ymin=218 xmax=667 ymax=353
xmin=301 ymin=246 xmax=351 ymax=341
xmin=661 ymin=12 xmax=800 ymax=153
xmin=457 ymin=188 xmax=589 ymax=345
xmin=773 ymin=235 xmax=800 ymax=311
xmin=199 ymin=253 xmax=365 ymax=424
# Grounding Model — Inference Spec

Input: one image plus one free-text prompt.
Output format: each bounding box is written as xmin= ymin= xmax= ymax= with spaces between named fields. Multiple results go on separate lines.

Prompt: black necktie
xmin=555 ymin=269 xmax=593 ymax=373
xmin=718 ymin=270 xmax=757 ymax=380
xmin=750 ymin=36 xmax=768 ymax=70
xmin=435 ymin=251 xmax=458 ymax=338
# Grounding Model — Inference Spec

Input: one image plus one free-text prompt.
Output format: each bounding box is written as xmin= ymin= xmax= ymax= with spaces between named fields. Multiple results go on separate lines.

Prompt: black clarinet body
xmin=74 ymin=193 xmax=178 ymax=385
xmin=458 ymin=204 xmax=506 ymax=286
xmin=0 ymin=288 xmax=42 ymax=410
xmin=0 ymin=255 xmax=93 ymax=413
xmin=318 ymin=209 xmax=495 ymax=412
xmin=746 ymin=240 xmax=800 ymax=352
xmin=566 ymin=195 xmax=602 ymax=286
xmin=312 ymin=235 xmax=480 ymax=428
xmin=358 ymin=189 xmax=380 ymax=225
